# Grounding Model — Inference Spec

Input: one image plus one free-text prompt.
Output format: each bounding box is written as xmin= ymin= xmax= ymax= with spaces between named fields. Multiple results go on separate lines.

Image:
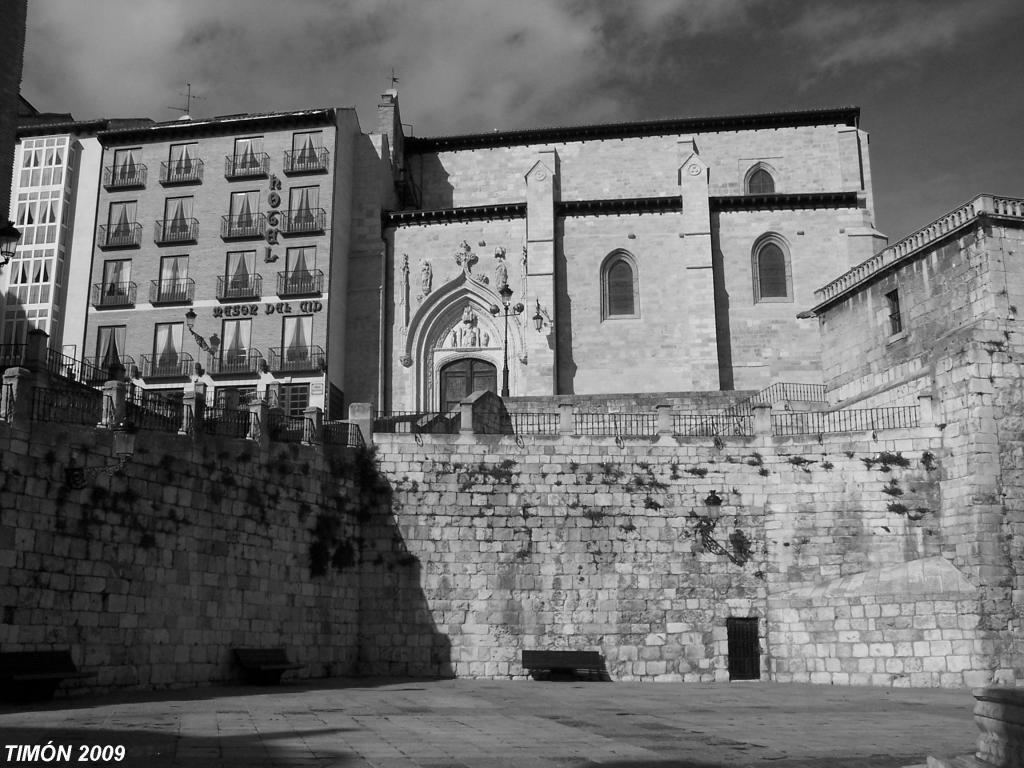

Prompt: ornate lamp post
xmin=489 ymin=284 xmax=524 ymax=397
xmin=184 ymin=308 xmax=220 ymax=375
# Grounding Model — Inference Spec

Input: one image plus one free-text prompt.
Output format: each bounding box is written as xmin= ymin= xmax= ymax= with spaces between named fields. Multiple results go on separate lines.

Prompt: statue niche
xmin=441 ymin=305 xmax=491 ymax=349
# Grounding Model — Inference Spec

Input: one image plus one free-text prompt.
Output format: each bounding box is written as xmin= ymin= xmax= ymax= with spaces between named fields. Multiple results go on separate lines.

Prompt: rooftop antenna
xmin=166 ymin=82 xmax=204 ymax=119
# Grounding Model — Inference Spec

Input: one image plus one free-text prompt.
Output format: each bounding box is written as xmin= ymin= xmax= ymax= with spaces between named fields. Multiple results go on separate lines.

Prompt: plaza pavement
xmin=0 ymin=678 xmax=978 ymax=768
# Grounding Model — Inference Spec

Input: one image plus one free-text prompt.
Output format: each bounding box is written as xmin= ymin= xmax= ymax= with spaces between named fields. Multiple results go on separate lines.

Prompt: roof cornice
xmin=98 ymin=108 xmax=337 ymax=145
xmin=405 ymin=106 xmax=860 ymax=153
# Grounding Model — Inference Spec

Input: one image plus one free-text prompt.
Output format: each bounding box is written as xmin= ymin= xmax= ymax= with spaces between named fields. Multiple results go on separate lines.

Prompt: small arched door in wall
xmin=439 ymin=358 xmax=497 ymax=411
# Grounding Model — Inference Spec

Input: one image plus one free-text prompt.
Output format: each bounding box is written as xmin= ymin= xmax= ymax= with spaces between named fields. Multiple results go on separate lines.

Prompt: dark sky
xmin=20 ymin=0 xmax=1024 ymax=242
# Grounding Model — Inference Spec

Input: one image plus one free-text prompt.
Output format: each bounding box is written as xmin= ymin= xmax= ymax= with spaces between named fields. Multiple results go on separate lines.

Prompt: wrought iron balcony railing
xmin=211 ymin=349 xmax=264 ymax=376
xmin=160 ymin=159 xmax=204 ymax=185
xmin=283 ymin=147 xmax=330 ymax=174
xmin=224 ymin=153 xmax=269 ymax=179
xmin=98 ymin=223 xmax=142 ymax=249
xmin=103 ymin=164 xmax=147 ymax=189
xmin=220 ymin=212 xmax=267 ymax=240
xmin=149 ymin=277 xmax=195 ymax=305
xmin=154 ymin=218 xmax=198 ymax=244
xmin=91 ymin=281 xmax=137 ymax=308
xmin=278 ymin=208 xmax=326 ymax=235
xmin=139 ymin=352 xmax=194 ymax=379
xmin=84 ymin=355 xmax=136 ymax=384
xmin=268 ymin=344 xmax=325 ymax=373
xmin=276 ymin=269 xmax=324 ymax=297
xmin=216 ymin=273 xmax=262 ymax=301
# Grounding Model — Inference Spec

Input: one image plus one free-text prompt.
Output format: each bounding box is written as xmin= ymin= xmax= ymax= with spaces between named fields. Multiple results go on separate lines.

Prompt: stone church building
xmin=346 ymin=93 xmax=886 ymax=411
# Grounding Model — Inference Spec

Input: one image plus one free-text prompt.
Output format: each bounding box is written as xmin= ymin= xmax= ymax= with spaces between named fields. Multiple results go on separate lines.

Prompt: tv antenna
xmin=166 ymin=82 xmax=204 ymax=118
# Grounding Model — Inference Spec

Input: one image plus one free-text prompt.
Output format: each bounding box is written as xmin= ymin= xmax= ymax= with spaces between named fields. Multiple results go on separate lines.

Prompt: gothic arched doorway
xmin=439 ymin=358 xmax=497 ymax=411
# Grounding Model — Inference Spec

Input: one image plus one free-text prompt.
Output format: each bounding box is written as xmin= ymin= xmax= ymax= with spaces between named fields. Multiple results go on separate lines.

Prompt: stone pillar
xmin=302 ymin=406 xmax=323 ymax=445
xmin=558 ymin=402 xmax=574 ymax=435
xmin=460 ymin=398 xmax=474 ymax=434
xmin=180 ymin=381 xmax=206 ymax=436
xmin=678 ymin=139 xmax=720 ymax=390
xmin=524 ymin=150 xmax=558 ymax=395
xmin=247 ymin=397 xmax=269 ymax=449
xmin=656 ymin=403 xmax=672 ymax=435
xmin=2 ymin=366 xmax=33 ymax=428
xmin=752 ymin=402 xmax=772 ymax=436
xmin=348 ymin=402 xmax=373 ymax=447
xmin=23 ymin=328 xmax=48 ymax=372
xmin=101 ymin=380 xmax=127 ymax=428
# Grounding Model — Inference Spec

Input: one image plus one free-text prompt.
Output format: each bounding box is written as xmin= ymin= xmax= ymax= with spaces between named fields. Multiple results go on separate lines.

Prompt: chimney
xmin=377 ymin=88 xmax=404 ymax=177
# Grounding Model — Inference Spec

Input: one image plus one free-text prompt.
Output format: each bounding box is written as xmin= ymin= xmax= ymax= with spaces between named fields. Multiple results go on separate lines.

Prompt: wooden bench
xmin=233 ymin=648 xmax=303 ymax=685
xmin=0 ymin=650 xmax=93 ymax=702
xmin=522 ymin=650 xmax=608 ymax=681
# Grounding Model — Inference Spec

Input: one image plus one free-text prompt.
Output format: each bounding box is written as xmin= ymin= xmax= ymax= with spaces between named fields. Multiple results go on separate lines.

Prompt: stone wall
xmin=0 ymin=418 xmax=373 ymax=693
xmin=365 ymin=423 xmax=1011 ymax=686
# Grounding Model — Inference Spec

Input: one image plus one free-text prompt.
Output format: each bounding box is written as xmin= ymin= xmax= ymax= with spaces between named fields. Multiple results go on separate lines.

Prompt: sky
xmin=19 ymin=0 xmax=1024 ymax=242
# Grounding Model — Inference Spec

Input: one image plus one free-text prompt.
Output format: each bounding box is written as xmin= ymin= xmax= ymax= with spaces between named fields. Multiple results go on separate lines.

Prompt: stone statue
xmin=420 ymin=260 xmax=432 ymax=297
xmin=494 ymin=246 xmax=508 ymax=291
xmin=455 ymin=240 xmax=478 ymax=277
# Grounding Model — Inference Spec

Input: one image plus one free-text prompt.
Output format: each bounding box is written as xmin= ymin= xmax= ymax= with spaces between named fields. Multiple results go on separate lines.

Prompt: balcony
xmin=216 ymin=273 xmax=262 ymax=301
xmin=220 ymin=212 xmax=267 ymax=240
xmin=277 ymin=269 xmax=324 ymax=297
xmin=98 ymin=223 xmax=142 ymax=249
xmin=91 ymin=281 xmax=137 ymax=308
xmin=149 ymin=278 xmax=195 ymax=305
xmin=84 ymin=355 xmax=136 ymax=384
xmin=283 ymin=147 xmax=330 ymax=174
xmin=103 ymin=164 xmax=147 ymax=190
xmin=139 ymin=352 xmax=194 ymax=379
xmin=160 ymin=159 xmax=204 ymax=185
xmin=224 ymin=153 xmax=269 ymax=179
xmin=211 ymin=349 xmax=264 ymax=376
xmin=268 ymin=345 xmax=325 ymax=373
xmin=278 ymin=208 xmax=326 ymax=235
xmin=154 ymin=217 xmax=198 ymax=244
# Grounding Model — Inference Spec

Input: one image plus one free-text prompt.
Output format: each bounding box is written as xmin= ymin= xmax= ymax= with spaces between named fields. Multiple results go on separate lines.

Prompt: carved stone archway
xmin=402 ymin=272 xmax=525 ymax=410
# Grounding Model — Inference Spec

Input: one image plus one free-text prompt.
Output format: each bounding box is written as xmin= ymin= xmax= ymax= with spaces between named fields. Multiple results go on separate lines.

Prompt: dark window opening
xmin=756 ymin=242 xmax=788 ymax=299
xmin=282 ymin=383 xmax=310 ymax=418
xmin=727 ymin=617 xmax=760 ymax=681
xmin=886 ymin=289 xmax=903 ymax=335
xmin=439 ymin=358 xmax=497 ymax=412
xmin=607 ymin=260 xmax=635 ymax=316
xmin=747 ymin=168 xmax=775 ymax=194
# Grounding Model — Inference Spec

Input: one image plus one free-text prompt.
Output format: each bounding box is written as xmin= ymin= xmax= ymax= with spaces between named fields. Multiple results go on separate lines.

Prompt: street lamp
xmin=489 ymin=284 xmax=524 ymax=397
xmin=185 ymin=309 xmax=220 ymax=375
xmin=0 ymin=220 xmax=22 ymax=271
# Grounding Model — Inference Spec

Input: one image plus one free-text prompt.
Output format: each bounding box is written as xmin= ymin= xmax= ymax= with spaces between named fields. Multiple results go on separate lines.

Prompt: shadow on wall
xmin=554 ymin=219 xmax=577 ymax=393
xmin=409 ymin=152 xmax=454 ymax=210
xmin=711 ymin=215 xmax=735 ymax=391
xmin=352 ymin=447 xmax=453 ymax=677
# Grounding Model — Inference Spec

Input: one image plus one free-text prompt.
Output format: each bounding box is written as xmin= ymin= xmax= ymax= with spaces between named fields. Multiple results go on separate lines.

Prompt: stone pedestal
xmin=973 ymin=688 xmax=1024 ymax=767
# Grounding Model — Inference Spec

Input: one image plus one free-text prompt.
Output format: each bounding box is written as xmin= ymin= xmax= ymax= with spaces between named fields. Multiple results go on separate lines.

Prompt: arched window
xmin=746 ymin=166 xmax=776 ymax=194
xmin=752 ymin=236 xmax=792 ymax=303
xmin=601 ymin=251 xmax=639 ymax=319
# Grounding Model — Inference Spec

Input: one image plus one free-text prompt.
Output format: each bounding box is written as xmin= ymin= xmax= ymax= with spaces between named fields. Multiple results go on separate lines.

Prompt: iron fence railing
xmin=211 ymin=349 xmax=264 ymax=375
xmin=278 ymin=208 xmax=326 ymax=235
xmin=44 ymin=348 xmax=105 ymax=383
xmin=103 ymin=163 xmax=147 ymax=189
xmin=268 ymin=412 xmax=306 ymax=443
xmin=98 ymin=222 xmax=142 ymax=249
xmin=283 ymin=147 xmax=330 ymax=174
xmin=509 ymin=411 xmax=560 ymax=434
xmin=754 ymin=382 xmax=828 ymax=405
xmin=216 ymin=274 xmax=262 ymax=301
xmin=573 ymin=411 xmax=657 ymax=436
xmin=126 ymin=384 xmax=182 ymax=433
xmin=203 ymin=407 xmax=251 ymax=439
xmin=772 ymin=405 xmax=920 ymax=436
xmin=160 ymin=158 xmax=204 ymax=185
xmin=139 ymin=353 xmax=194 ymax=379
xmin=267 ymin=345 xmax=325 ymax=373
xmin=323 ymin=420 xmax=364 ymax=447
xmin=154 ymin=217 xmax=199 ymax=244
xmin=276 ymin=269 xmax=324 ymax=297
xmin=373 ymin=410 xmax=460 ymax=434
xmin=220 ymin=212 xmax=267 ymax=240
xmin=149 ymin=278 xmax=195 ymax=304
xmin=31 ymin=385 xmax=103 ymax=426
xmin=91 ymin=281 xmax=137 ymax=308
xmin=672 ymin=412 xmax=753 ymax=437
xmin=224 ymin=153 xmax=269 ymax=178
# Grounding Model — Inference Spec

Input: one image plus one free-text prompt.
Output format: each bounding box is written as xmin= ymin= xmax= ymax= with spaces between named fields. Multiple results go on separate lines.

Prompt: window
xmin=601 ymin=251 xmax=639 ymax=319
xmin=282 ymin=314 xmax=313 ymax=363
xmin=752 ymin=236 xmax=792 ymax=303
xmin=153 ymin=322 xmax=183 ymax=376
xmin=166 ymin=142 xmax=199 ymax=183
xmin=746 ymin=167 xmax=775 ymax=194
xmin=105 ymin=201 xmax=138 ymax=246
xmin=224 ymin=250 xmax=257 ymax=298
xmin=286 ymin=185 xmax=321 ymax=231
xmin=281 ymin=383 xmax=310 ymax=417
xmin=112 ymin=148 xmax=143 ymax=185
xmin=16 ymin=190 xmax=61 ymax=245
xmin=227 ymin=190 xmax=260 ymax=236
xmin=157 ymin=255 xmax=189 ymax=302
xmin=886 ymin=289 xmax=903 ymax=336
xmin=220 ymin=319 xmax=252 ymax=371
xmin=287 ymin=131 xmax=325 ymax=172
xmin=19 ymin=136 xmax=67 ymax=188
xmin=230 ymin=137 xmax=264 ymax=174
xmin=102 ymin=260 xmax=131 ymax=296
xmin=161 ymin=196 xmax=194 ymax=239
xmin=284 ymin=246 xmax=317 ymax=293
xmin=215 ymin=386 xmax=256 ymax=409
xmin=95 ymin=325 xmax=126 ymax=370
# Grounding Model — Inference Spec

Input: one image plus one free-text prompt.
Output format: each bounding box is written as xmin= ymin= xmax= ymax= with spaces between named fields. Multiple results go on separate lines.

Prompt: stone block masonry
xmin=366 ymin=425 xmax=1006 ymax=686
